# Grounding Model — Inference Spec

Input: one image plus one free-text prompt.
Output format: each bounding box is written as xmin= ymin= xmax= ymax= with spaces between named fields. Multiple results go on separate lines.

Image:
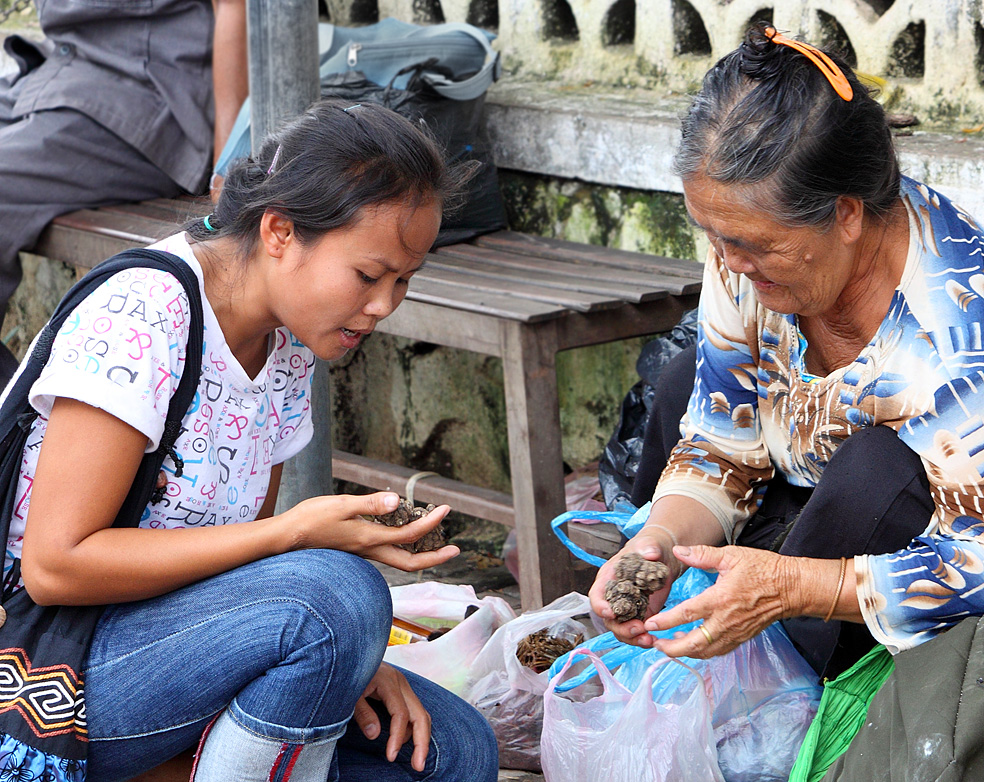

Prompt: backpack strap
xmin=0 ymin=247 xmax=205 ymax=531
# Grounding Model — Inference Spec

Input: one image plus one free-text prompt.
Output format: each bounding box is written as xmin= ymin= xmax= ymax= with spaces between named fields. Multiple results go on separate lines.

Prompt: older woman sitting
xmin=590 ymin=23 xmax=984 ymax=679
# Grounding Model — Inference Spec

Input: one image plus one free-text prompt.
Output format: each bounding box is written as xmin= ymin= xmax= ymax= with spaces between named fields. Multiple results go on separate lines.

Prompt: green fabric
xmin=788 ymin=644 xmax=895 ymax=782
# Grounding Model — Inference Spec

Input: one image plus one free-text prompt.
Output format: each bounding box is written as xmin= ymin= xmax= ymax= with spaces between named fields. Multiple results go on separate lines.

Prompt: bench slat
xmin=333 ymin=451 xmax=515 ymax=527
xmin=51 ymin=209 xmax=171 ymax=244
xmin=405 ymin=277 xmax=565 ymax=322
xmin=416 ymin=262 xmax=623 ymax=313
xmin=101 ymin=202 xmax=202 ymax=225
xmin=437 ymin=241 xmax=684 ymax=286
xmin=434 ymin=244 xmax=684 ymax=298
xmin=476 ymin=230 xmax=704 ymax=281
xmin=424 ymin=255 xmax=664 ymax=304
xmin=32 ymin=224 xmax=143 ymax=270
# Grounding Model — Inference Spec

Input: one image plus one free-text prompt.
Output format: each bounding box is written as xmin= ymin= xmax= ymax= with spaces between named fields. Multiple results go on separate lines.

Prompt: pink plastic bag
xmin=541 ymin=649 xmax=725 ymax=782
xmin=383 ymin=582 xmax=516 ymax=696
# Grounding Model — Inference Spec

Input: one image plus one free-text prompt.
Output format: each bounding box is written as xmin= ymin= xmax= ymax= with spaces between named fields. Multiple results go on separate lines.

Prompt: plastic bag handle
xmin=549 ymin=635 xmax=642 ymax=693
xmin=547 ymin=648 xmax=708 ymax=704
xmin=547 ymin=648 xmax=626 ymax=698
xmin=550 ymin=511 xmax=621 ymax=568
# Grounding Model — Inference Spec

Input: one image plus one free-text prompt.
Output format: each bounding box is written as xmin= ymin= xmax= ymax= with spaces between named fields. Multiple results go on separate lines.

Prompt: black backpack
xmin=0 ymin=248 xmax=203 ymax=776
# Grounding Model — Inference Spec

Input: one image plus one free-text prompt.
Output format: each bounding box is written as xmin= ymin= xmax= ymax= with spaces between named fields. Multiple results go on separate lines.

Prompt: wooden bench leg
xmin=501 ymin=320 xmax=574 ymax=610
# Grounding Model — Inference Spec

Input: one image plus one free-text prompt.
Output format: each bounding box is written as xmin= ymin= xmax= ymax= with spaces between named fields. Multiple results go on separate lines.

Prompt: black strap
xmin=0 ymin=248 xmax=205 ymax=542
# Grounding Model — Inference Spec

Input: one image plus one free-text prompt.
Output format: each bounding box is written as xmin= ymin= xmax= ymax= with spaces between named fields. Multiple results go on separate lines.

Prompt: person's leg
xmin=84 ymin=549 xmax=392 ymax=782
xmin=331 ymin=667 xmax=498 ymax=782
xmin=629 ymin=344 xmax=697 ymax=507
xmin=0 ymin=108 xmax=183 ymax=383
xmin=773 ymin=425 xmax=935 ymax=677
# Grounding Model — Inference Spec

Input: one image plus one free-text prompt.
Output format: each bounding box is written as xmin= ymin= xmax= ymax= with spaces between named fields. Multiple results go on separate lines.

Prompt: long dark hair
xmin=674 ymin=23 xmax=900 ymax=227
xmin=187 ymin=99 xmax=469 ymax=254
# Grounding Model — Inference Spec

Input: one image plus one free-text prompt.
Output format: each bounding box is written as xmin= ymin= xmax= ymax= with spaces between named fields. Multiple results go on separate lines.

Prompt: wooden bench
xmin=32 ymin=196 xmax=701 ymax=609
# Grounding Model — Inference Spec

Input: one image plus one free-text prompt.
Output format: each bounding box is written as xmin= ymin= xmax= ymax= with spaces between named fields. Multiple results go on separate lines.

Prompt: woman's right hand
xmin=285 ymin=491 xmax=459 ymax=571
xmin=588 ymin=525 xmax=680 ymax=648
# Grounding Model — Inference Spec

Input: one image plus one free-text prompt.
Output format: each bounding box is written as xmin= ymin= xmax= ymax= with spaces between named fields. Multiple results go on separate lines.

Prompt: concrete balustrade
xmin=351 ymin=0 xmax=984 ymax=124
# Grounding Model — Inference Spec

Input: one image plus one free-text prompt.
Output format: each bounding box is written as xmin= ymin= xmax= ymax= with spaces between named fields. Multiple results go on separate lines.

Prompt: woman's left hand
xmin=353 ymin=663 xmax=431 ymax=772
xmin=645 ymin=544 xmax=796 ymax=658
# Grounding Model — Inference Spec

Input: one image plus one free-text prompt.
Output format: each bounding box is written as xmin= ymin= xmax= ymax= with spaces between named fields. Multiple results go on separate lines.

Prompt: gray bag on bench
xmin=215 ymin=18 xmax=507 ymax=247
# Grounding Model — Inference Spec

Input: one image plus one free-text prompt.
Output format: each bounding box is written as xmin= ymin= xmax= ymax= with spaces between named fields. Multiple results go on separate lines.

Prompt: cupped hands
xmin=286 ymin=492 xmax=459 ymax=571
xmin=588 ymin=525 xmax=679 ymax=648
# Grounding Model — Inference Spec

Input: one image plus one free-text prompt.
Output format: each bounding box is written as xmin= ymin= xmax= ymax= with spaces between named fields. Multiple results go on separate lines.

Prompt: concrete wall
xmin=326 ymin=0 xmax=984 ymax=126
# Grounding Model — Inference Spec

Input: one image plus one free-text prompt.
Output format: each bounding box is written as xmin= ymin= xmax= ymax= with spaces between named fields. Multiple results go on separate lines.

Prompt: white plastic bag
xmin=541 ymin=649 xmax=725 ymax=782
xmin=549 ymin=569 xmax=821 ymax=782
xmin=464 ymin=592 xmax=593 ymax=771
xmin=383 ymin=582 xmax=516 ymax=696
xmin=585 ymin=580 xmax=820 ymax=781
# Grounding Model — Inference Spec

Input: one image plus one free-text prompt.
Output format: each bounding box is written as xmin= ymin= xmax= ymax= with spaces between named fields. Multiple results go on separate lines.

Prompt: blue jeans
xmin=82 ymin=549 xmax=498 ymax=781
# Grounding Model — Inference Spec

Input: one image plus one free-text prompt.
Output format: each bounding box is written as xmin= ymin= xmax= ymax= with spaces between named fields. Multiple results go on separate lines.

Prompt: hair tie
xmin=266 ymin=144 xmax=282 ymax=176
xmin=764 ymin=26 xmax=853 ymax=101
xmin=203 ymin=214 xmax=217 ymax=232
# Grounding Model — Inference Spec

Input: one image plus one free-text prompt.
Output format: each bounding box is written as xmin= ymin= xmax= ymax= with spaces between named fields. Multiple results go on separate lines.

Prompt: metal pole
xmin=246 ymin=0 xmax=333 ymax=509
xmin=247 ymin=0 xmax=320 ymax=143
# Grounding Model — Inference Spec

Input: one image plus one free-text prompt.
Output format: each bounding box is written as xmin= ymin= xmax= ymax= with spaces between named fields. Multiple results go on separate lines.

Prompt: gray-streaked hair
xmin=674 ymin=23 xmax=900 ymax=228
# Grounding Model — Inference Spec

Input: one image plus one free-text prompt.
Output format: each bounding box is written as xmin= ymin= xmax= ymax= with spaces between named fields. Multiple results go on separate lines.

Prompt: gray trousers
xmin=0 ymin=92 xmax=185 ymax=382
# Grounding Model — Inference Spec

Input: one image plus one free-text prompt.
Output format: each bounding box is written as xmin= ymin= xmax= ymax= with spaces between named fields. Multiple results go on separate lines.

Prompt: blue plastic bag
xmin=550 ymin=500 xmax=652 ymax=567
xmin=548 ymin=561 xmax=821 ymax=782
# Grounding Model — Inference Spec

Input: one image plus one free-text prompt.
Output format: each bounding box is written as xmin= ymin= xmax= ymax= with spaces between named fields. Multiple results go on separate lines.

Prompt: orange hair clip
xmin=764 ymin=26 xmax=854 ymax=101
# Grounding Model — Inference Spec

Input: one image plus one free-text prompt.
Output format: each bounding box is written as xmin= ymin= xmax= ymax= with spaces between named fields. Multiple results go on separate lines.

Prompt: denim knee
xmin=264 ymin=549 xmax=390 ymax=661
xmin=259 ymin=549 xmax=393 ymax=639
xmin=230 ymin=550 xmax=394 ymax=736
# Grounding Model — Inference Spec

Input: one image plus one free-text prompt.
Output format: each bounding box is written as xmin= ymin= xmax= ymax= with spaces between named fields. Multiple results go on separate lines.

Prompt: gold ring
xmin=699 ymin=624 xmax=714 ymax=645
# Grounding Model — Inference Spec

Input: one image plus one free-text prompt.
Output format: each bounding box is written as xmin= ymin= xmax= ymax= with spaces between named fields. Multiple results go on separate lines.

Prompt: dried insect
xmin=515 ymin=628 xmax=585 ymax=673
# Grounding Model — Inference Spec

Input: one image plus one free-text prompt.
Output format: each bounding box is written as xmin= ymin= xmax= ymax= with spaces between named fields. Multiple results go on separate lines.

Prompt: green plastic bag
xmin=788 ymin=644 xmax=895 ymax=782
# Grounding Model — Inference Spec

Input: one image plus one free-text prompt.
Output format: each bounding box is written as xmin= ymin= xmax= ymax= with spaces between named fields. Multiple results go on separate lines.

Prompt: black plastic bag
xmin=598 ymin=309 xmax=699 ymax=509
xmin=321 ymin=69 xmax=506 ymax=247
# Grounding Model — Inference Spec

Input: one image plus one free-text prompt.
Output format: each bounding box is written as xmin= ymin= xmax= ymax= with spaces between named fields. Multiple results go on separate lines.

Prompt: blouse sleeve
xmin=857 ymin=371 xmax=984 ymax=652
xmin=651 ymin=250 xmax=775 ymax=542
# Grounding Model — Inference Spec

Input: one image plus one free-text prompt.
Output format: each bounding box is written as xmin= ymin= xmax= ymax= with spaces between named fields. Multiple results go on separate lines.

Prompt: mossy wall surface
xmin=4 ymin=254 xmax=76 ymax=362
xmin=329 ymin=170 xmax=699 ymax=495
